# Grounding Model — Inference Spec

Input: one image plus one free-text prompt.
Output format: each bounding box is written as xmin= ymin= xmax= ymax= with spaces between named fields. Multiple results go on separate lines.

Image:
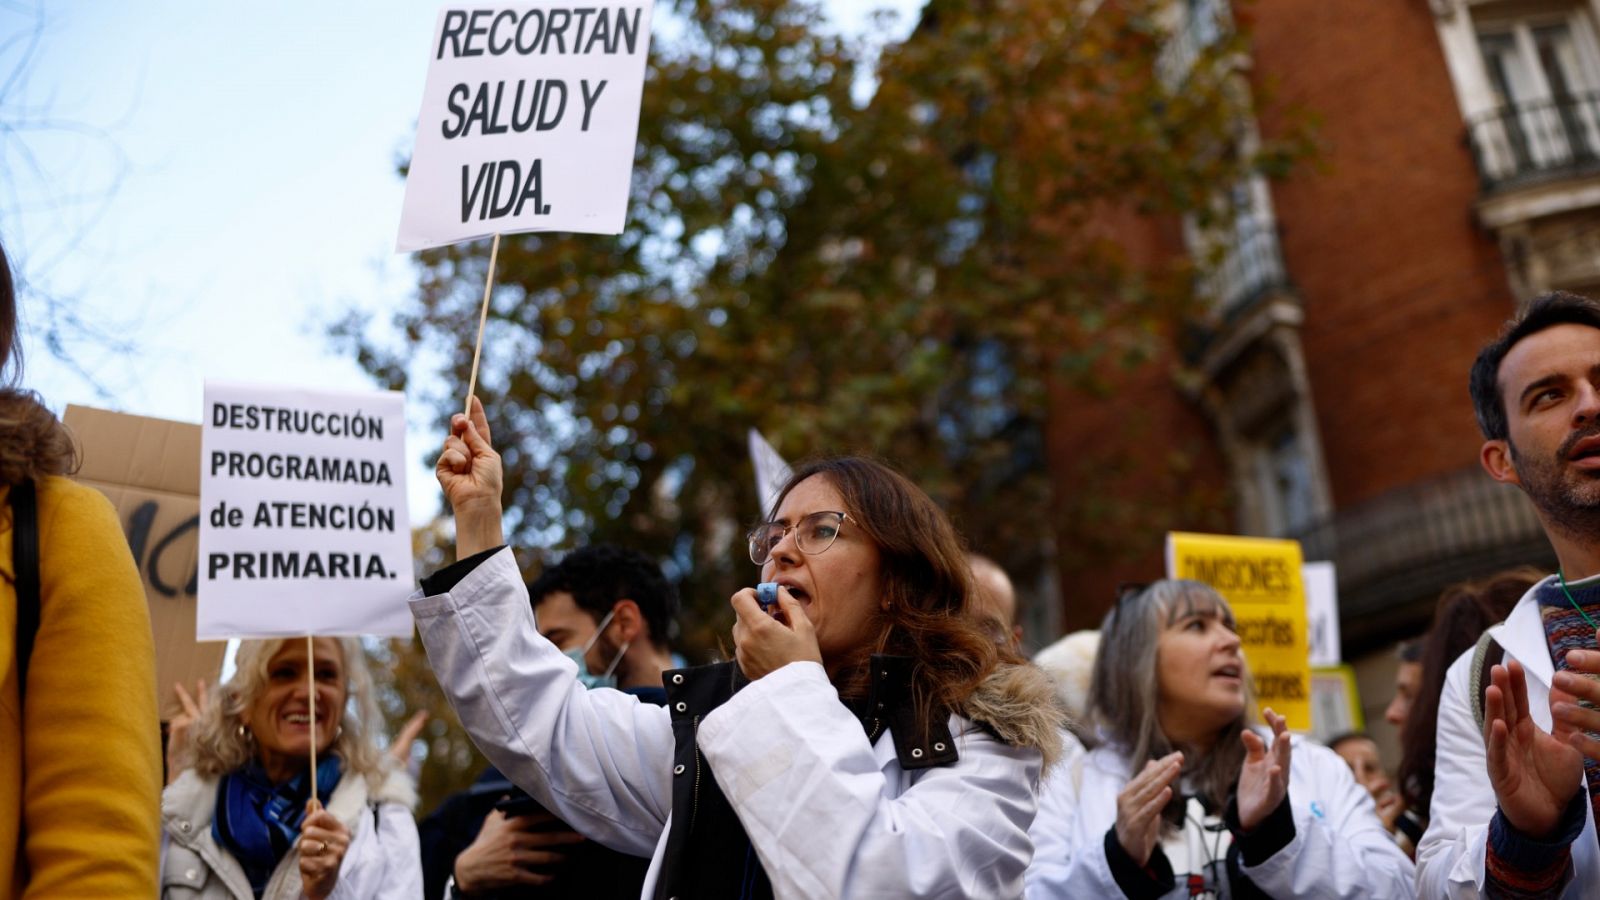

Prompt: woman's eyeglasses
xmin=747 ymin=511 xmax=853 ymax=566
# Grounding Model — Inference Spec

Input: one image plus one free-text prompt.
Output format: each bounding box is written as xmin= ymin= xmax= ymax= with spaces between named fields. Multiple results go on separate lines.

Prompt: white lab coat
xmin=1416 ymin=582 xmax=1599 ymax=898
xmin=1025 ymin=731 xmax=1412 ymax=898
xmin=409 ymin=547 xmax=1046 ymax=899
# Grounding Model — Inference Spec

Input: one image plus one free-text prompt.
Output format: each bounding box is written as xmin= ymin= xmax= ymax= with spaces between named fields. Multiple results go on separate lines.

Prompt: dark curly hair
xmin=767 ymin=456 xmax=1012 ymax=742
xmin=528 ymin=544 xmax=679 ymax=646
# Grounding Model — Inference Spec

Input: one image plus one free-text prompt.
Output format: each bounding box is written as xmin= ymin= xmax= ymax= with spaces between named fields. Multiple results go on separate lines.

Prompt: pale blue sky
xmin=4 ymin=0 xmax=919 ymax=522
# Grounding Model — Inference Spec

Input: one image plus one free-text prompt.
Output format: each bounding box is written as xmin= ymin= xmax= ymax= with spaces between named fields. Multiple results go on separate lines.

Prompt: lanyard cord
xmin=1559 ymin=570 xmax=1600 ymax=631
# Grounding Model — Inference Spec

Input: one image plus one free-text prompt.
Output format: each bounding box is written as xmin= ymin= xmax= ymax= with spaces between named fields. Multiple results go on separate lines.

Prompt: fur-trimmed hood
xmin=960 ymin=661 xmax=1068 ymax=769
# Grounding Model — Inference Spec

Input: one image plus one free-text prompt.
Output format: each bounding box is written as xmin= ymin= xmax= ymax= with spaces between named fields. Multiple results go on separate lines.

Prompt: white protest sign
xmin=1303 ymin=560 xmax=1341 ymax=667
xmin=748 ymin=428 xmax=792 ymax=517
xmin=199 ymin=383 xmax=413 ymax=639
xmin=397 ymin=2 xmax=656 ymax=251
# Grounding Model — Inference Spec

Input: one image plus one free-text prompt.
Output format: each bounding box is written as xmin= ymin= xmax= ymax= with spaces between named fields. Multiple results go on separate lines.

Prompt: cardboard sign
xmin=397 ymin=2 xmax=657 ymax=251
xmin=1303 ymin=560 xmax=1340 ymax=667
xmin=199 ymin=383 xmax=412 ymax=639
xmin=748 ymin=428 xmax=792 ymax=517
xmin=63 ymin=405 xmax=222 ymax=721
xmin=1166 ymin=531 xmax=1312 ymax=731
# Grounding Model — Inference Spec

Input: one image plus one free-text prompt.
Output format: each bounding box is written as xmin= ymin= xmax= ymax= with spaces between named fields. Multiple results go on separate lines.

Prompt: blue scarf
xmin=213 ymin=757 xmax=342 ymax=897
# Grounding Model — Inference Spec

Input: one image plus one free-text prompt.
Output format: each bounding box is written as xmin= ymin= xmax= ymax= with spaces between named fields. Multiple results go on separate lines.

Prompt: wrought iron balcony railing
xmin=1199 ymin=219 xmax=1289 ymax=316
xmin=1467 ymin=91 xmax=1600 ymax=191
xmin=1291 ymin=467 xmax=1553 ymax=651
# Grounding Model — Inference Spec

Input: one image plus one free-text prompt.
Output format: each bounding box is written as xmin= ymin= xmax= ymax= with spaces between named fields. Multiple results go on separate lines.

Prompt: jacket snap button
xmin=672 ymin=673 xmax=684 ymax=684
xmin=185 ymin=869 xmax=198 ymax=881
xmin=179 ymin=821 xmax=191 ymax=833
xmin=934 ymin=742 xmax=946 ymax=752
xmin=674 ymin=701 xmax=687 ymax=712
xmin=911 ymin=748 xmax=924 ymax=758
xmin=674 ymin=764 xmax=686 ymax=775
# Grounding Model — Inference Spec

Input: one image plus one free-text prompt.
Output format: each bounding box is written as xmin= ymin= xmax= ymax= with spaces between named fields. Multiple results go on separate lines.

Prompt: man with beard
xmin=1417 ymin=291 xmax=1600 ymax=897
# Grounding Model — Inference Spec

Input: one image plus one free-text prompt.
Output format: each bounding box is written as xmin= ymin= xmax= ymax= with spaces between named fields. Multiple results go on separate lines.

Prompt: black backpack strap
xmin=1470 ymin=627 xmax=1507 ymax=735
xmin=11 ymin=479 xmax=40 ymax=695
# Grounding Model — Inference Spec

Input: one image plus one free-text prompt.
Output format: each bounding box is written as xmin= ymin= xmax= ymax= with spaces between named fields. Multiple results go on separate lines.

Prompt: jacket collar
xmin=1493 ymin=580 xmax=1557 ymax=688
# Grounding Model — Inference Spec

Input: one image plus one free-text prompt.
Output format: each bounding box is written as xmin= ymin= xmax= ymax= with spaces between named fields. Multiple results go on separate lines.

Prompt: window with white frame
xmin=1472 ymin=4 xmax=1600 ymax=180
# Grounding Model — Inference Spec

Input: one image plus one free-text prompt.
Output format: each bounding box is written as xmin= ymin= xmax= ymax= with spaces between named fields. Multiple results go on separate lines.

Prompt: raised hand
xmin=729 ymin=585 xmax=822 ymax=681
xmin=165 ymin=680 xmax=207 ymax=786
xmin=1237 ymin=708 xmax=1292 ymax=830
xmin=387 ymin=710 xmax=430 ymax=767
xmin=1115 ymin=751 xmax=1183 ymax=866
xmin=1487 ymin=659 xmax=1584 ymax=838
xmin=435 ymin=395 xmax=504 ymax=557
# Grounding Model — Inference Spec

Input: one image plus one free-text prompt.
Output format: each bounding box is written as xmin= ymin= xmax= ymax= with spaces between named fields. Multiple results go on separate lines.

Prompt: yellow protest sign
xmin=1165 ymin=532 xmax=1312 ymax=731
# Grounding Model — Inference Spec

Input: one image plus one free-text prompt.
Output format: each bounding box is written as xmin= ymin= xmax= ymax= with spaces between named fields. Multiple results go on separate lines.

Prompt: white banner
xmin=748 ymin=428 xmax=792 ymax=517
xmin=199 ymin=382 xmax=413 ymax=639
xmin=397 ymin=2 xmax=656 ymax=251
xmin=1303 ymin=560 xmax=1341 ymax=667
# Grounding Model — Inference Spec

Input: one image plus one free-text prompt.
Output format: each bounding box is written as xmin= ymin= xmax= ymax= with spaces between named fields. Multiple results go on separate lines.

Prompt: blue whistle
xmin=756 ymin=582 xmax=780 ymax=612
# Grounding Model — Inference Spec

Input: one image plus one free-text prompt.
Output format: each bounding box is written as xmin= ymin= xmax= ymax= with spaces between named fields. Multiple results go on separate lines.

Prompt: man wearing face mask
xmin=420 ymin=544 xmax=679 ymax=899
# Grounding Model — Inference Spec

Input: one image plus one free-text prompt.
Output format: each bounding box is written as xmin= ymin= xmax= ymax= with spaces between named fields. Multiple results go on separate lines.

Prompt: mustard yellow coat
xmin=1 ymin=476 xmax=161 ymax=897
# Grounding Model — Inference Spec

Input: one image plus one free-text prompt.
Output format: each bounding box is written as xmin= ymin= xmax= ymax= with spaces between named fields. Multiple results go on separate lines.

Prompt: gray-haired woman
xmin=160 ymin=637 xmax=421 ymax=899
xmin=1026 ymin=580 xmax=1413 ymax=898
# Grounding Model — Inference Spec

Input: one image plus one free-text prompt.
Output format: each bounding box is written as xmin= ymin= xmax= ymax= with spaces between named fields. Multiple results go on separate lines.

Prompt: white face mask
xmin=565 ymin=608 xmax=631 ymax=689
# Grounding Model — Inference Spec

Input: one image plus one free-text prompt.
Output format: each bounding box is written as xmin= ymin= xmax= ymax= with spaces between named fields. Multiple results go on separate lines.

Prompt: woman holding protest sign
xmin=0 ymin=239 xmax=163 ymax=895
xmin=1025 ymin=580 xmax=1412 ymax=898
xmin=413 ymin=397 xmax=1062 ymax=898
xmin=160 ymin=636 xmax=422 ymax=899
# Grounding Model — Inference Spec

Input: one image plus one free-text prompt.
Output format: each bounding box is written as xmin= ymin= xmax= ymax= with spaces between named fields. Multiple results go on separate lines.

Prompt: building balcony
xmin=1290 ymin=466 xmax=1552 ymax=654
xmin=1467 ymin=92 xmax=1600 ymax=192
xmin=1157 ymin=0 xmax=1229 ymax=88
xmin=1200 ymin=219 xmax=1289 ymax=318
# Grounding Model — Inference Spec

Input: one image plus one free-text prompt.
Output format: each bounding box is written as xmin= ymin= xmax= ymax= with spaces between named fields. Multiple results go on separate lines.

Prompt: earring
xmin=236 ymin=723 xmax=254 ymax=744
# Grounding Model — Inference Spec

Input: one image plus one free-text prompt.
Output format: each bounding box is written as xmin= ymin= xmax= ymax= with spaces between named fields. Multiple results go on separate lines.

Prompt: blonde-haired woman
xmin=1027 ymin=580 xmax=1413 ymax=898
xmin=161 ymin=637 xmax=422 ymax=899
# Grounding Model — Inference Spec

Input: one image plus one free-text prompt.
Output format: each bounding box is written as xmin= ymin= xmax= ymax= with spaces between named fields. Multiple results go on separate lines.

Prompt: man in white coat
xmin=1418 ymin=291 xmax=1600 ymax=897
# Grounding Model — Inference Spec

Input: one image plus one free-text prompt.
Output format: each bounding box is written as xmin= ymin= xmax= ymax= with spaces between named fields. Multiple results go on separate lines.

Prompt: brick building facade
xmin=1047 ymin=0 xmax=1600 ymax=746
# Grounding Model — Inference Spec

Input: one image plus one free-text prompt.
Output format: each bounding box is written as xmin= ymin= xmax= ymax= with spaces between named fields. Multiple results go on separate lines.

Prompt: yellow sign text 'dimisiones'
xmin=1166 ymin=532 xmax=1312 ymax=731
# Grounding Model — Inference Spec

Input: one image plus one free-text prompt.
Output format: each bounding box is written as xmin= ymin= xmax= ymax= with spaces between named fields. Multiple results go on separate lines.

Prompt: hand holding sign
xmin=438 ymin=396 xmax=506 ymax=558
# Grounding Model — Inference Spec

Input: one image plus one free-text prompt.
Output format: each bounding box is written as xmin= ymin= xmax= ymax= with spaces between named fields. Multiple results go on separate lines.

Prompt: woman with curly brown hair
xmin=0 ymin=239 xmax=162 ymax=895
xmin=412 ymin=398 xmax=1063 ymax=898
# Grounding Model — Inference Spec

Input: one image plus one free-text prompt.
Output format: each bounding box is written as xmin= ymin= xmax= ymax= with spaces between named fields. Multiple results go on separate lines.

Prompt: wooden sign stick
xmin=464 ymin=233 xmax=503 ymax=417
xmin=307 ymin=634 xmax=319 ymax=803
